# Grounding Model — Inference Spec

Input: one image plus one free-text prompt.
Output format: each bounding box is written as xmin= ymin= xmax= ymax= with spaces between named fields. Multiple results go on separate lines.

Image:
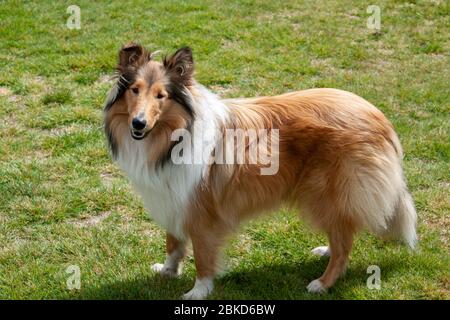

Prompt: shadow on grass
xmin=62 ymin=273 xmax=193 ymax=300
xmin=211 ymin=259 xmax=359 ymax=300
xmin=217 ymin=252 xmax=411 ymax=299
xmin=61 ymin=253 xmax=407 ymax=299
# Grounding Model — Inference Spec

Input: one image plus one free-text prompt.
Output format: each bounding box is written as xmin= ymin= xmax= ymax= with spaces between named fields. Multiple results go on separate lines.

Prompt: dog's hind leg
xmin=152 ymin=232 xmax=187 ymax=277
xmin=307 ymin=223 xmax=355 ymax=293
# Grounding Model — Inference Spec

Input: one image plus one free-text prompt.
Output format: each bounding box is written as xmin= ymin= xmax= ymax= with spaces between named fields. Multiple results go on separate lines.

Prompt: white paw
xmin=182 ymin=278 xmax=213 ymax=300
xmin=311 ymin=246 xmax=330 ymax=257
xmin=307 ymin=279 xmax=327 ymax=294
xmin=182 ymin=288 xmax=208 ymax=300
xmin=151 ymin=263 xmax=179 ymax=277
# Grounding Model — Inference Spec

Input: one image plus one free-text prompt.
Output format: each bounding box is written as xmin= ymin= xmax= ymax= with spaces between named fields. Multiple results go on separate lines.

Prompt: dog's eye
xmin=131 ymin=87 xmax=139 ymax=94
xmin=156 ymin=92 xmax=166 ymax=99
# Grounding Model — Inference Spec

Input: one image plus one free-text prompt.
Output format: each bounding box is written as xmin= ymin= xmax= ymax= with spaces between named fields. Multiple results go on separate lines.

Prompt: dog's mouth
xmin=130 ymin=129 xmax=150 ymax=140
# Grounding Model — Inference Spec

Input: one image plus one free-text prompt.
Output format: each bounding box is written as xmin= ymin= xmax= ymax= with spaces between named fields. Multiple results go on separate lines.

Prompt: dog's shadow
xmin=63 ymin=255 xmax=404 ymax=299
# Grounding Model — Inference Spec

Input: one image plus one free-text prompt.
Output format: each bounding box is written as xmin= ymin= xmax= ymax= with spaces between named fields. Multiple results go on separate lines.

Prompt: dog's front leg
xmin=182 ymin=230 xmax=224 ymax=300
xmin=152 ymin=232 xmax=187 ymax=277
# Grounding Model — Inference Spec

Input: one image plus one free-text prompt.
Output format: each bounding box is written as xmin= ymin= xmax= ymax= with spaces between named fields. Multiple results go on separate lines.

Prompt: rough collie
xmin=103 ymin=43 xmax=417 ymax=299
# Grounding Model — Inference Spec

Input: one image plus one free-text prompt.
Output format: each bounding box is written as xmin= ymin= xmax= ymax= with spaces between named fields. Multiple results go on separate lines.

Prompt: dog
xmin=103 ymin=42 xmax=417 ymax=299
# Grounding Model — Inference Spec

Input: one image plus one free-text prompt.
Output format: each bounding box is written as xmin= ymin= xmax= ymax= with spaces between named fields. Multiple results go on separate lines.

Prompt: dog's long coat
xmin=104 ymin=43 xmax=417 ymax=299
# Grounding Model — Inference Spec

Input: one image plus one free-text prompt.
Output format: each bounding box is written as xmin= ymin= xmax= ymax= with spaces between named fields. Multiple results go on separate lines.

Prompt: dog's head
xmin=106 ymin=42 xmax=195 ymax=140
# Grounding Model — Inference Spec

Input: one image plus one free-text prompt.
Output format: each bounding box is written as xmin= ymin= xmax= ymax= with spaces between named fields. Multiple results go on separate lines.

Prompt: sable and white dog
xmin=104 ymin=43 xmax=417 ymax=299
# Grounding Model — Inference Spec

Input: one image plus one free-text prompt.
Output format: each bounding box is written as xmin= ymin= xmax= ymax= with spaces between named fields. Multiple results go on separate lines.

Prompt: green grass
xmin=0 ymin=0 xmax=448 ymax=300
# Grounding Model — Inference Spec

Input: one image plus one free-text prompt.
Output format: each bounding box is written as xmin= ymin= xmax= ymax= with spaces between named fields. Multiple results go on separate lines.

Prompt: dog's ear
xmin=117 ymin=42 xmax=151 ymax=73
xmin=163 ymin=47 xmax=194 ymax=86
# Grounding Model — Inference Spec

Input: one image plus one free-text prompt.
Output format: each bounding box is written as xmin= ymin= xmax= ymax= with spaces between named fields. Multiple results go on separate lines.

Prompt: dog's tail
xmin=382 ymin=132 xmax=418 ymax=249
xmin=386 ymin=188 xmax=418 ymax=249
xmin=368 ymin=132 xmax=418 ymax=249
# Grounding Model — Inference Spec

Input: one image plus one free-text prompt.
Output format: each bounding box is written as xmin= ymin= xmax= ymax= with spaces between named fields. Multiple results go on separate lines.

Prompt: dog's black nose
xmin=132 ymin=117 xmax=147 ymax=130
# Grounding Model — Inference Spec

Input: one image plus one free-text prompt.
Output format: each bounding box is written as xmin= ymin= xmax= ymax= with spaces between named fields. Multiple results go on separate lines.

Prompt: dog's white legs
xmin=311 ymin=246 xmax=330 ymax=257
xmin=307 ymin=279 xmax=326 ymax=293
xmin=309 ymin=246 xmax=329 ymax=293
xmin=152 ymin=233 xmax=187 ymax=278
xmin=308 ymin=245 xmax=329 ymax=293
xmin=307 ymin=226 xmax=355 ymax=294
xmin=151 ymin=251 xmax=183 ymax=277
xmin=183 ymin=277 xmax=214 ymax=300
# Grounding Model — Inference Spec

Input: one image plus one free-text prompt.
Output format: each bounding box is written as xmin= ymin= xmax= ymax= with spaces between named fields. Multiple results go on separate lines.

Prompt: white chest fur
xmin=114 ymin=85 xmax=229 ymax=240
xmin=116 ymin=138 xmax=206 ymax=240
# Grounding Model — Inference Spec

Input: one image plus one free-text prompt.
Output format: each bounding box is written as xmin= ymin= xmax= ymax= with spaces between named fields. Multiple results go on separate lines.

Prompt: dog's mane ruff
xmin=104 ymin=82 xmax=230 ymax=239
xmin=151 ymin=82 xmax=229 ymax=170
xmin=192 ymin=83 xmax=229 ymax=127
xmin=103 ymin=77 xmax=123 ymax=158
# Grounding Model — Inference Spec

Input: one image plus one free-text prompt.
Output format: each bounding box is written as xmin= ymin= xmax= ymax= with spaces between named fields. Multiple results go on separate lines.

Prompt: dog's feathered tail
xmin=382 ymin=133 xmax=418 ymax=249
xmin=386 ymin=188 xmax=418 ymax=249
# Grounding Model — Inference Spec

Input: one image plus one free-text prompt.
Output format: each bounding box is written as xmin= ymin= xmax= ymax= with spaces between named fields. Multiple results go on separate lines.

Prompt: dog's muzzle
xmin=131 ymin=116 xmax=149 ymax=140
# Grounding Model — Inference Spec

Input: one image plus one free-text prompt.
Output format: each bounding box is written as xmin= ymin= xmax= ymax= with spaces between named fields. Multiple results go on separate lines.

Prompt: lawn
xmin=0 ymin=0 xmax=448 ymax=299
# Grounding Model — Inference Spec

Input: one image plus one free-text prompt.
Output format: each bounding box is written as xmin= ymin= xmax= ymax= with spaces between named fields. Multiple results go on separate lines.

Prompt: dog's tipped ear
xmin=117 ymin=42 xmax=151 ymax=73
xmin=163 ymin=47 xmax=194 ymax=86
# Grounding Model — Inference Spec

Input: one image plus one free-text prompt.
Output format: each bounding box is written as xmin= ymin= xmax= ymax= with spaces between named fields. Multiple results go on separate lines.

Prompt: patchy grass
xmin=0 ymin=0 xmax=448 ymax=299
xmin=42 ymin=89 xmax=73 ymax=106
